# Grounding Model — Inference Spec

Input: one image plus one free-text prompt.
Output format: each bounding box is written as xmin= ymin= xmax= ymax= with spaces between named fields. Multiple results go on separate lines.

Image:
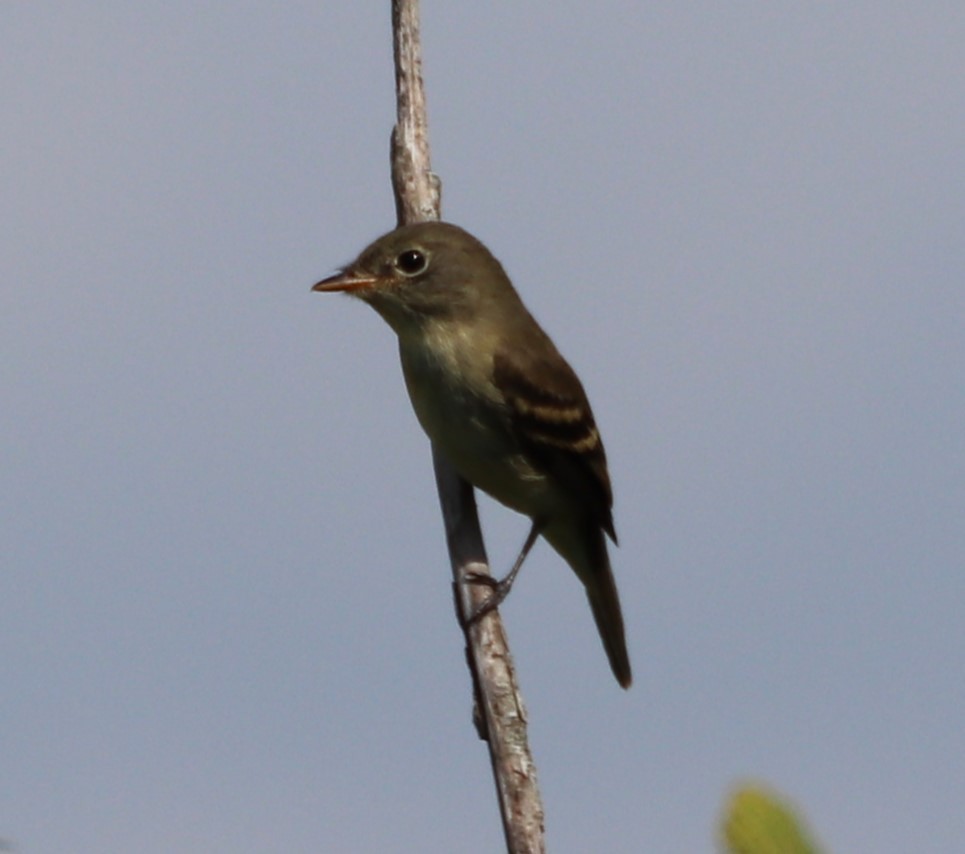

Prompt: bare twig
xmin=389 ymin=2 xmax=545 ymax=851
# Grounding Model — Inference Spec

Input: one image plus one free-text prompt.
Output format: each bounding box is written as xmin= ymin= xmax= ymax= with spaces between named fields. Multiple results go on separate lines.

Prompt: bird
xmin=313 ymin=221 xmax=631 ymax=688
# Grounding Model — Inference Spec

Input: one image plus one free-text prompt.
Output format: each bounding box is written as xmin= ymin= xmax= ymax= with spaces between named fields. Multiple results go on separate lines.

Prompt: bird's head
xmin=312 ymin=221 xmax=516 ymax=336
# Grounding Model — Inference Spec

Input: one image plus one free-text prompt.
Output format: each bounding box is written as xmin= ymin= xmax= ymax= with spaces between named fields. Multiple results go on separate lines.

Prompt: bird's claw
xmin=464 ymin=570 xmax=500 ymax=590
xmin=462 ymin=572 xmax=512 ymax=626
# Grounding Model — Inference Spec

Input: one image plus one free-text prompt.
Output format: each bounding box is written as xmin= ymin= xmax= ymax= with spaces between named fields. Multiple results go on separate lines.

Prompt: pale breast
xmin=398 ymin=329 xmax=561 ymax=521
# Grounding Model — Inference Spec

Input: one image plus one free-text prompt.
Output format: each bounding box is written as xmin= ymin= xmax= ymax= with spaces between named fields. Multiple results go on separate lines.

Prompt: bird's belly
xmin=400 ymin=344 xmax=559 ymax=520
xmin=436 ymin=419 xmax=552 ymax=518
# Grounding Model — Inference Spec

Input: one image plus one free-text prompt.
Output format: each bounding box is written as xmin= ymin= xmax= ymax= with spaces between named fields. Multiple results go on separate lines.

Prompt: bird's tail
xmin=585 ymin=542 xmax=632 ymax=689
xmin=547 ymin=521 xmax=632 ymax=688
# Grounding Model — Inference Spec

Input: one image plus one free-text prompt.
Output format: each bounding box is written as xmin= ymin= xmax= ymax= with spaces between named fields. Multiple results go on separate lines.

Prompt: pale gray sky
xmin=3 ymin=3 xmax=964 ymax=852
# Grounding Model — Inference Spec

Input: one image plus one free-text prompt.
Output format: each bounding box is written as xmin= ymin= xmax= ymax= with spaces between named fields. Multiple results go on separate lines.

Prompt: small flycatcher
xmin=313 ymin=222 xmax=631 ymax=688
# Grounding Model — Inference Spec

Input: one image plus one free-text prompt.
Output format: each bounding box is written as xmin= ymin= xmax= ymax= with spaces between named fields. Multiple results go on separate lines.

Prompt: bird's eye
xmin=395 ymin=249 xmax=428 ymax=276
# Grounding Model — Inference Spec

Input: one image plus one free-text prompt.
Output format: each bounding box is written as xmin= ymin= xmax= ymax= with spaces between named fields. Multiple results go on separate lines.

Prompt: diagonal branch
xmin=389 ymin=2 xmax=545 ymax=851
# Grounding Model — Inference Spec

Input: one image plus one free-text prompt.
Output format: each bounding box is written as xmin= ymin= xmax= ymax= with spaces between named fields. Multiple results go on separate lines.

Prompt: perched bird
xmin=313 ymin=221 xmax=631 ymax=688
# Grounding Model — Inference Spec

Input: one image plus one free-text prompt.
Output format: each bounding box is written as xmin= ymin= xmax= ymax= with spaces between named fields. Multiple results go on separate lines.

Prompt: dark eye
xmin=395 ymin=249 xmax=428 ymax=276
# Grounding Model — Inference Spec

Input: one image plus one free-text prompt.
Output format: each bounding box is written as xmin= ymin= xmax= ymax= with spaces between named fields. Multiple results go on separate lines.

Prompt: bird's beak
xmin=311 ymin=269 xmax=381 ymax=293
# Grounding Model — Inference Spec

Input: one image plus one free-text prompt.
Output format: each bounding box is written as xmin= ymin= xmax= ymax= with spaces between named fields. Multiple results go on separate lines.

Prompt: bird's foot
xmin=460 ymin=521 xmax=543 ymax=628
xmin=462 ymin=570 xmax=515 ymax=626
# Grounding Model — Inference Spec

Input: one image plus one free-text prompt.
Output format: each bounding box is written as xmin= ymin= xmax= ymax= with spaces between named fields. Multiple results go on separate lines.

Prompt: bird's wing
xmin=493 ymin=345 xmax=616 ymax=543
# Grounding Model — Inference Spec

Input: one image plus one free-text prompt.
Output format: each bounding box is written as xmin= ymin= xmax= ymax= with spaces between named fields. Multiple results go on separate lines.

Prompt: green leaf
xmin=721 ymin=782 xmax=824 ymax=854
